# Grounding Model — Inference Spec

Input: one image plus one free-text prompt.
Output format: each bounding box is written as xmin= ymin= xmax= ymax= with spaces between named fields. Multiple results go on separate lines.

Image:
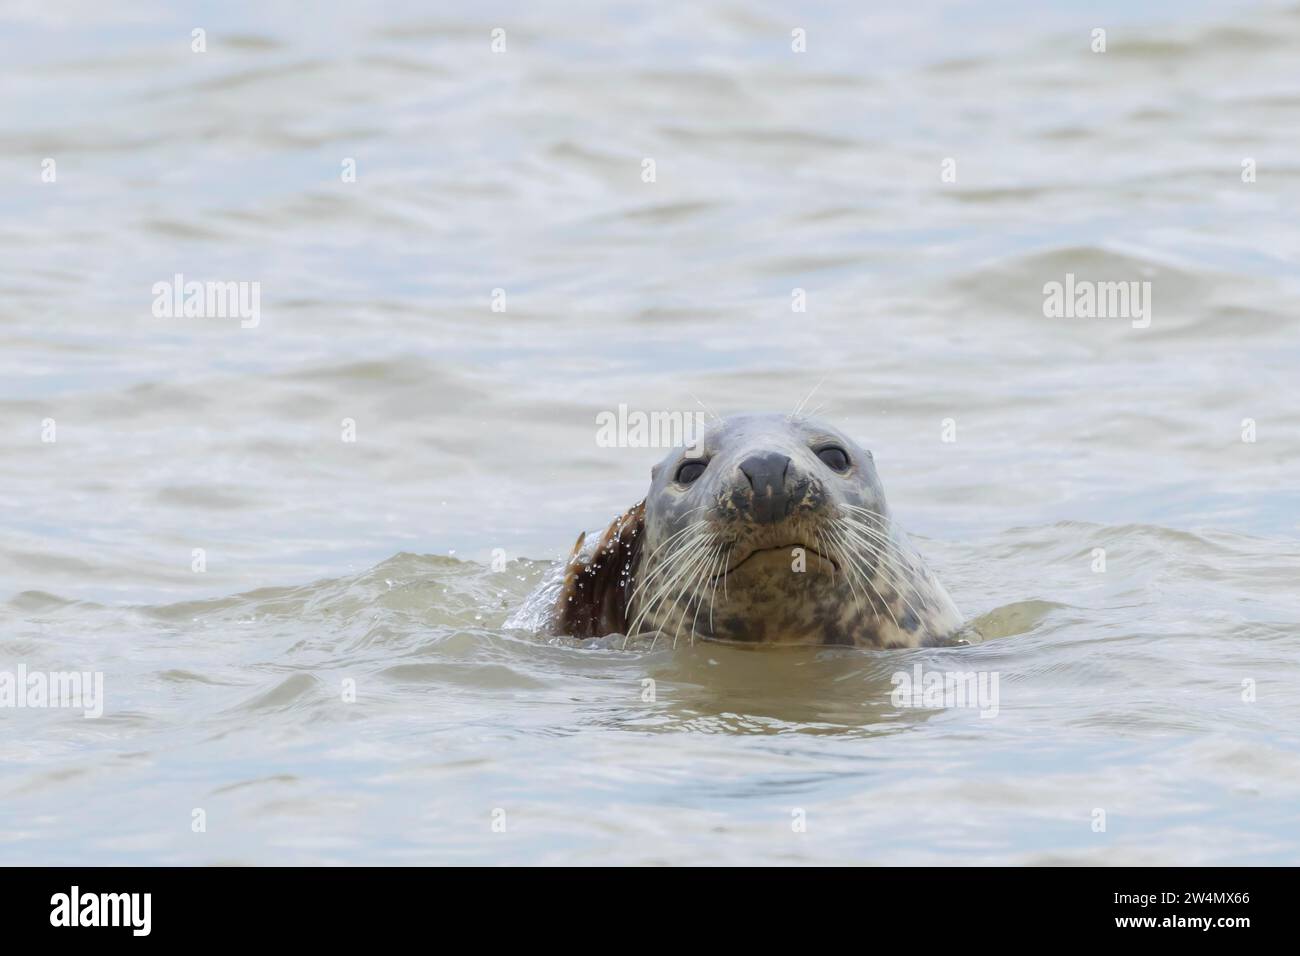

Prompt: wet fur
xmin=556 ymin=500 xmax=645 ymax=637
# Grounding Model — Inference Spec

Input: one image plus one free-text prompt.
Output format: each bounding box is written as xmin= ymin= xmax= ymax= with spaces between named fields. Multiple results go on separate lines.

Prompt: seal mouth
xmin=716 ymin=543 xmax=839 ymax=577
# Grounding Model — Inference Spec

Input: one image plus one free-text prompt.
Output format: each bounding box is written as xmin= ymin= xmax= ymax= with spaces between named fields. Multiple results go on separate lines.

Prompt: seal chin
xmin=719 ymin=543 xmax=838 ymax=578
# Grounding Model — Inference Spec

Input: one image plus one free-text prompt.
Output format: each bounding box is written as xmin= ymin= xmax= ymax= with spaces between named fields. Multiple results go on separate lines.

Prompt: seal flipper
xmin=555 ymin=500 xmax=645 ymax=638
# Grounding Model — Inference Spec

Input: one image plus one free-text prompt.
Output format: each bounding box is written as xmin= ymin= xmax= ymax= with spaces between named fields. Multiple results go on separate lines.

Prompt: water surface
xmin=2 ymin=0 xmax=1299 ymax=864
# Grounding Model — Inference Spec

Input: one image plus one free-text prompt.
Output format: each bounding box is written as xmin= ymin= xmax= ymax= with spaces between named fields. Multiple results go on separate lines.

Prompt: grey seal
xmin=548 ymin=413 xmax=965 ymax=649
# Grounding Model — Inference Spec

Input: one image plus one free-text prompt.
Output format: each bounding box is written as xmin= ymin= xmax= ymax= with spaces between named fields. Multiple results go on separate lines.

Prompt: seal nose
xmin=738 ymin=453 xmax=792 ymax=524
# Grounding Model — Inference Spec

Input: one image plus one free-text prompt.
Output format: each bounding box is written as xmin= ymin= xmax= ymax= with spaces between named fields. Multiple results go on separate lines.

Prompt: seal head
xmin=554 ymin=413 xmax=963 ymax=648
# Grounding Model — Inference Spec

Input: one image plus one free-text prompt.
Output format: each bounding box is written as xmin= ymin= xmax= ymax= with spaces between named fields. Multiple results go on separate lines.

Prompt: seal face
xmin=551 ymin=413 xmax=964 ymax=649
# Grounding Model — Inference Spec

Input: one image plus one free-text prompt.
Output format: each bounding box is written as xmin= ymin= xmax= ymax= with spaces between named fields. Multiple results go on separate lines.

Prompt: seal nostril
xmin=737 ymin=453 xmax=793 ymax=523
xmin=739 ymin=453 xmax=790 ymax=489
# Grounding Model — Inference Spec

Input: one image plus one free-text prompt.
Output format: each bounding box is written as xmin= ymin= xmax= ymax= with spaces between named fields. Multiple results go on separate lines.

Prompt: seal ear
xmin=555 ymin=500 xmax=645 ymax=638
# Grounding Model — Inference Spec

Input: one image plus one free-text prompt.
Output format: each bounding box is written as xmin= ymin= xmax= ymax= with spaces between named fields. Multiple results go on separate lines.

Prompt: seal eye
xmin=816 ymin=446 xmax=850 ymax=472
xmin=675 ymin=459 xmax=707 ymax=485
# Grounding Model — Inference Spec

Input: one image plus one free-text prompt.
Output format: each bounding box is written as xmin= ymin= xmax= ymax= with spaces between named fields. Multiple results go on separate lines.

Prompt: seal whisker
xmin=814 ymin=528 xmax=835 ymax=584
xmin=628 ymin=536 xmax=698 ymax=627
xmin=680 ymin=539 xmax=725 ymax=647
xmin=720 ymin=542 xmax=731 ymax=600
xmin=627 ymin=519 xmax=709 ymax=609
xmin=822 ymin=524 xmax=869 ymax=622
xmin=689 ymin=392 xmax=722 ymax=424
xmin=705 ymin=543 xmax=729 ymax=634
xmin=638 ymin=506 xmax=708 ymax=558
xmin=835 ymin=519 xmax=926 ymax=631
xmin=858 ymin=560 xmax=904 ymax=635
xmin=666 ymin=538 xmax=715 ymax=648
xmin=841 ymin=503 xmax=890 ymax=523
xmin=630 ymin=531 xmax=704 ymax=644
xmin=628 ymin=535 xmax=695 ymax=613
xmin=789 ymin=378 xmax=825 ymax=423
xmin=826 ymin=522 xmax=904 ymax=634
xmin=835 ymin=514 xmax=926 ymax=623
xmin=686 ymin=539 xmax=726 ymax=644
xmin=688 ymin=541 xmax=727 ymax=645
xmin=630 ymin=528 xmax=715 ymax=643
xmin=834 ymin=519 xmax=908 ymax=595
xmin=633 ymin=508 xmax=708 ymax=572
xmin=662 ymin=534 xmax=721 ymax=649
xmin=840 ymin=504 xmax=912 ymax=567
